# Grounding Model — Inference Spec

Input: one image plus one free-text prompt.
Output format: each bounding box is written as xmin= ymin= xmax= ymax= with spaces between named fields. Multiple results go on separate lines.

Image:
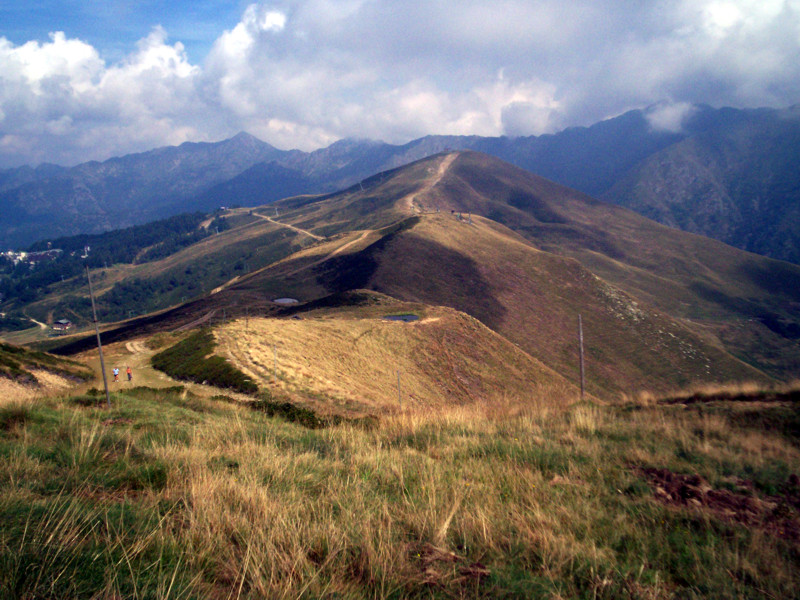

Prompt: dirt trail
xmin=25 ymin=314 xmax=48 ymax=330
xmin=117 ymin=334 xmax=256 ymax=402
xmin=282 ymin=230 xmax=372 ymax=277
xmin=125 ymin=341 xmax=148 ymax=353
xmin=211 ymin=277 xmax=239 ymax=295
xmin=205 ymin=214 xmax=329 ymax=296
xmin=403 ymin=153 xmax=457 ymax=213
xmin=254 ymin=213 xmax=324 ymax=240
xmin=173 ymin=309 xmax=218 ymax=332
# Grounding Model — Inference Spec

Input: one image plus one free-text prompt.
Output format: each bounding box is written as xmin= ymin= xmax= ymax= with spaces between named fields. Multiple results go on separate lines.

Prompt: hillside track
xmin=254 ymin=212 xmax=324 ymax=240
xmin=125 ymin=340 xmax=148 ymax=354
xmin=402 ymin=152 xmax=458 ymax=213
xmin=174 ymin=309 xmax=218 ymax=332
xmin=282 ymin=230 xmax=372 ymax=277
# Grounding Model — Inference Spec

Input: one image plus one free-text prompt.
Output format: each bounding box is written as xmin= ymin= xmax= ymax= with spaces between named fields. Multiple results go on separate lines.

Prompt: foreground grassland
xmin=1 ymin=387 xmax=799 ymax=599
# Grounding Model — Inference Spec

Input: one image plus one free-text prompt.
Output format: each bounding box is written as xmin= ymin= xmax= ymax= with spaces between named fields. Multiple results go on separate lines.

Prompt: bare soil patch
xmin=639 ymin=467 xmax=800 ymax=541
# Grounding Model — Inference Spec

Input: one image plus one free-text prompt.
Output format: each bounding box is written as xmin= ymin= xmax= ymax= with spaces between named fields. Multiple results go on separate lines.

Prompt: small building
xmin=52 ymin=319 xmax=72 ymax=331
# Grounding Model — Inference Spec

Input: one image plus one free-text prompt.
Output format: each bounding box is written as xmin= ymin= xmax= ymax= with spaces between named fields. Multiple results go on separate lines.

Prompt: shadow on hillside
xmin=313 ymin=220 xmax=506 ymax=330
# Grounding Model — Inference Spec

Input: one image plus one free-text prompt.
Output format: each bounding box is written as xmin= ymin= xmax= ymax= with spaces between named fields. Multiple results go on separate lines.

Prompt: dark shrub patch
xmin=151 ymin=329 xmax=258 ymax=394
xmin=251 ymin=398 xmax=329 ymax=429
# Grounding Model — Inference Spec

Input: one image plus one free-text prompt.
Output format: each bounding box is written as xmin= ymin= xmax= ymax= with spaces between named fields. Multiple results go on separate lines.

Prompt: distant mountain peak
xmin=326 ymin=137 xmax=385 ymax=150
xmin=223 ymin=131 xmax=273 ymax=150
xmin=230 ymin=131 xmax=263 ymax=143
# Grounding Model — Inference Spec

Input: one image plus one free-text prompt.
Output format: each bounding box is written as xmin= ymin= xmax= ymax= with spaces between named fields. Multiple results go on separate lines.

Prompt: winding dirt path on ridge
xmin=173 ymin=309 xmax=218 ymax=331
xmin=403 ymin=152 xmax=458 ymax=213
xmin=282 ymin=230 xmax=372 ymax=277
xmin=255 ymin=213 xmax=324 ymax=240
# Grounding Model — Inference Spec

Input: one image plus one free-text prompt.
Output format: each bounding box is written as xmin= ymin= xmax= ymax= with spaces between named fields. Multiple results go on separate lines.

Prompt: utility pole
xmin=578 ymin=314 xmax=586 ymax=401
xmin=86 ymin=266 xmax=111 ymax=408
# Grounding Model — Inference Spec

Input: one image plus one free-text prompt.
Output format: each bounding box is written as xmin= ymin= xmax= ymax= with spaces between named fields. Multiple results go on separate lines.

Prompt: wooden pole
xmin=578 ymin=314 xmax=586 ymax=401
xmin=86 ymin=266 xmax=111 ymax=408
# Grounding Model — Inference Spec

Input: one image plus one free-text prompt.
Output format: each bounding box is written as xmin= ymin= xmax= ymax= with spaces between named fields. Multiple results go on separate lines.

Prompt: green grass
xmin=1 ymin=387 xmax=798 ymax=598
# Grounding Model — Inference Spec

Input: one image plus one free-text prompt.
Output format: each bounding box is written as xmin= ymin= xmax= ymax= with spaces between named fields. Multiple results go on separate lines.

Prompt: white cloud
xmin=0 ymin=27 xmax=208 ymax=166
xmin=645 ymin=102 xmax=697 ymax=133
xmin=0 ymin=32 xmax=103 ymax=95
xmin=1 ymin=0 xmax=800 ymax=167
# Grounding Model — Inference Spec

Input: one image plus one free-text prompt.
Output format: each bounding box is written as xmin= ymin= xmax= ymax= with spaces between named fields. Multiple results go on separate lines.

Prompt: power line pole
xmin=578 ymin=314 xmax=586 ymax=401
xmin=86 ymin=265 xmax=111 ymax=408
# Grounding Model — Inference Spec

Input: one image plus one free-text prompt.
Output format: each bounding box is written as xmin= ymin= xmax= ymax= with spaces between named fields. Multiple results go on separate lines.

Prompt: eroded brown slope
xmin=337 ymin=214 xmax=766 ymax=396
xmin=427 ymin=152 xmax=800 ymax=380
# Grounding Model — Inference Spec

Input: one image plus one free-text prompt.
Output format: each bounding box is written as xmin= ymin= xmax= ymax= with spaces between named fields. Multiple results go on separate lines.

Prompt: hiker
xmin=126 ymin=366 xmax=132 ymax=382
xmin=112 ymin=367 xmax=119 ymax=382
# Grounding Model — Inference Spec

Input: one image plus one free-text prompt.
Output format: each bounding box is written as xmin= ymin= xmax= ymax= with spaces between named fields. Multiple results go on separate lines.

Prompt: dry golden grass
xmin=0 ymin=370 xmax=75 ymax=404
xmin=2 ymin=383 xmax=800 ymax=598
xmin=214 ymin=306 xmax=575 ymax=416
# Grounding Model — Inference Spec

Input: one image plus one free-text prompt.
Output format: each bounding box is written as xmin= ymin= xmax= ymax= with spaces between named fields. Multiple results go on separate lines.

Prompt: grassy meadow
xmin=1 ymin=383 xmax=799 ymax=599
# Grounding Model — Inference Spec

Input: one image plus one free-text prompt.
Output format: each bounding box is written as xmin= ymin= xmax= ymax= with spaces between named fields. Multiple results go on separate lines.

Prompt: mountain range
xmin=1 ymin=104 xmax=799 ymax=264
xmin=30 ymin=151 xmax=799 ymax=401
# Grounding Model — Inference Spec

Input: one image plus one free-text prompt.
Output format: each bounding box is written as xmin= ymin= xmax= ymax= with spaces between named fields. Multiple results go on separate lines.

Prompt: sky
xmin=1 ymin=0 xmax=799 ymax=168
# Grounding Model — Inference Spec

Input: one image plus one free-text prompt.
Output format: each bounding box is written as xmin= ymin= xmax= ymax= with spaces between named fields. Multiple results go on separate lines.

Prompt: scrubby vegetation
xmin=0 ymin=342 xmax=92 ymax=384
xmin=151 ymin=329 xmax=258 ymax=395
xmin=0 ymin=313 xmax=33 ymax=333
xmin=1 ymin=385 xmax=798 ymax=598
xmin=251 ymin=393 xmax=376 ymax=429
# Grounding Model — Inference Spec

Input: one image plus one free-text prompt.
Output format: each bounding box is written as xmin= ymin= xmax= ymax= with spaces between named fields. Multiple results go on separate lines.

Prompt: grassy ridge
xmin=1 ymin=386 xmax=798 ymax=597
xmin=214 ymin=304 xmax=573 ymax=416
xmin=151 ymin=329 xmax=258 ymax=395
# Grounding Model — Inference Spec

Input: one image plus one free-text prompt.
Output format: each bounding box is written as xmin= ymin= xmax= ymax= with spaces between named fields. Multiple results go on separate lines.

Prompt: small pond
xmin=273 ymin=298 xmax=300 ymax=305
xmin=382 ymin=314 xmax=420 ymax=322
